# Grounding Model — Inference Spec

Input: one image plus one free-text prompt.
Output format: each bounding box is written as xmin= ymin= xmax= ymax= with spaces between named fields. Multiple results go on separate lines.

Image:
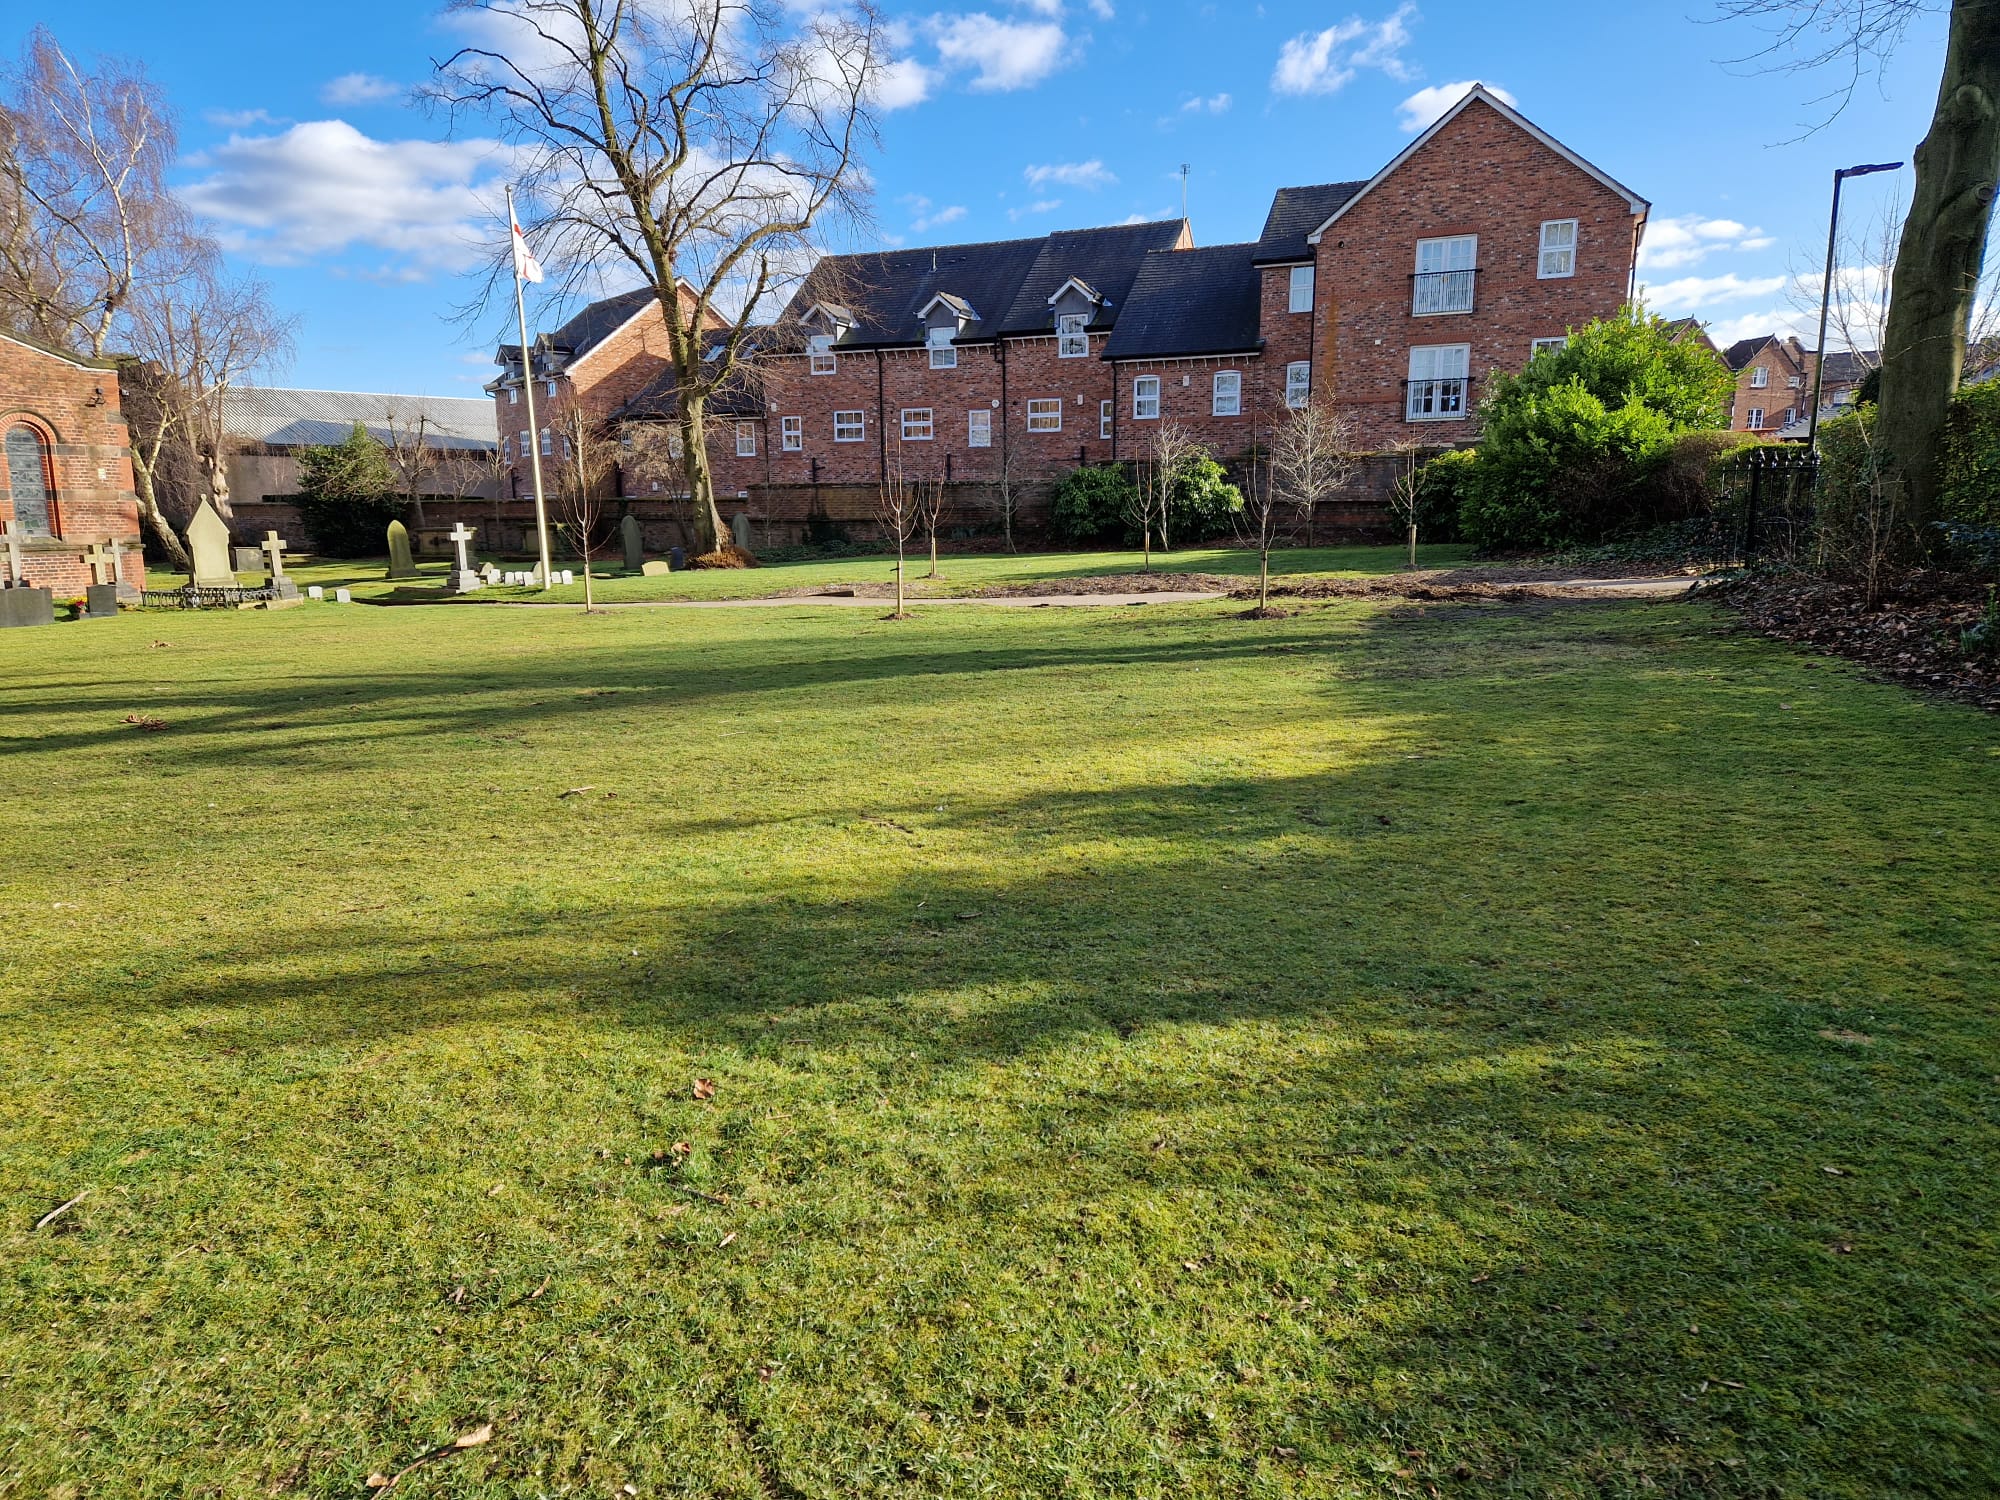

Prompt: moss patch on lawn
xmin=1 ymin=594 xmax=1995 ymax=1497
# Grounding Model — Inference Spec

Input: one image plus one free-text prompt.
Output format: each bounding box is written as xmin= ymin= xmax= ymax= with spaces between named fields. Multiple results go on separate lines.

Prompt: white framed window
xmin=808 ymin=335 xmax=836 ymax=375
xmin=968 ymin=409 xmax=992 ymax=448
xmin=1530 ymin=336 xmax=1568 ymax=358
xmin=1284 ymin=361 xmax=1310 ymax=409
xmin=667 ymin=430 xmax=684 ymax=459
xmin=501 ymin=435 xmax=511 ymax=460
xmin=1100 ymin=399 xmax=1112 ymax=439
xmin=1746 ymin=406 xmax=1765 ymax=428
xmin=735 ymin=422 xmax=756 ymax=456
xmin=1057 ymin=313 xmax=1089 ymax=359
xmin=1413 ymin=235 xmax=1477 ymax=315
xmin=1788 ymin=374 xmax=1803 ymax=388
xmin=1833 ymin=387 xmax=1854 ymax=407
xmin=781 ymin=415 xmax=802 ymax=451
xmin=518 ymin=429 xmax=530 ymax=459
xmin=508 ymin=387 xmax=518 ymax=406
xmin=1212 ymin=370 xmax=1242 ymax=417
xmin=927 ymin=326 xmax=957 ymax=368
xmin=546 ymin=380 xmax=558 ymax=398
xmin=1537 ymin=219 xmax=1577 ymax=279
xmin=539 ymin=427 xmax=552 ymax=455
xmin=560 ymin=434 xmax=571 ymax=459
xmin=1406 ymin=344 xmax=1471 ymax=422
xmin=1783 ymin=407 xmax=1796 ymax=426
xmin=1132 ymin=375 xmax=1161 ymax=420
xmin=1026 ymin=398 xmax=1063 ymax=432
xmin=1288 ymin=265 xmax=1315 ymax=313
xmin=901 ymin=407 xmax=933 ymax=441
xmin=833 ymin=410 xmax=864 ymax=442
xmin=1750 ymin=366 xmax=1769 ymax=388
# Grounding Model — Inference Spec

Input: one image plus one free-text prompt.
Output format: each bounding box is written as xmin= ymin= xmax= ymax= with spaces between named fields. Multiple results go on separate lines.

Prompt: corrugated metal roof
xmin=222 ymin=387 xmax=498 ymax=450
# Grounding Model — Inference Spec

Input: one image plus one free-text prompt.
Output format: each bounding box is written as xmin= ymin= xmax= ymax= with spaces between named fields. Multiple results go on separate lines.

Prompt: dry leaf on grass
xmin=121 ymin=714 xmax=168 ymax=731
xmin=692 ymin=1079 xmax=717 ymax=1101
xmin=365 ymin=1424 xmax=494 ymax=1490
xmin=558 ymin=785 xmax=594 ymax=799
xmin=34 ymin=1190 xmax=89 ymax=1231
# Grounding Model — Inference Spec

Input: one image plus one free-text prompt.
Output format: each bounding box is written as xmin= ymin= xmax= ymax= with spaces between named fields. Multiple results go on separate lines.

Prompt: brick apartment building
xmin=1723 ymin=334 xmax=1814 ymax=436
xmin=491 ymin=86 xmax=1650 ymax=543
xmin=1 ymin=329 xmax=143 ymax=595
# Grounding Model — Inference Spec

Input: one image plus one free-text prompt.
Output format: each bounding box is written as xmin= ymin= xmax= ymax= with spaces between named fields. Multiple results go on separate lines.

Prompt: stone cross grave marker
xmin=445 ymin=522 xmax=482 ymax=594
xmin=0 ymin=522 xmax=23 ymax=587
xmin=85 ymin=542 xmax=116 ymax=585
xmin=187 ymin=502 xmax=235 ymax=588
xmin=731 ymin=512 xmax=751 ymax=550
xmin=386 ymin=519 xmax=419 ymax=579
xmin=621 ymin=513 xmax=645 ymax=572
xmin=108 ymin=534 xmax=138 ymax=598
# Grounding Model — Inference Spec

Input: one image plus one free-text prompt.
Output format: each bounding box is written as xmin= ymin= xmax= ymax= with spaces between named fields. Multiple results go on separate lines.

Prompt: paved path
xmin=480 ymin=575 xmax=1696 ymax=609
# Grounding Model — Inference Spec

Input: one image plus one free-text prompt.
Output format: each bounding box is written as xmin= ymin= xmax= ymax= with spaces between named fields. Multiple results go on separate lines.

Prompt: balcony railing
xmin=1404 ymin=377 xmax=1471 ymax=422
xmin=1412 ymin=268 xmax=1476 ymax=316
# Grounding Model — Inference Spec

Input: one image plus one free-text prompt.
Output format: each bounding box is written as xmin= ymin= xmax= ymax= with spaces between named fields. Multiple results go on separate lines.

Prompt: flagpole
xmin=508 ymin=184 xmax=554 ymax=592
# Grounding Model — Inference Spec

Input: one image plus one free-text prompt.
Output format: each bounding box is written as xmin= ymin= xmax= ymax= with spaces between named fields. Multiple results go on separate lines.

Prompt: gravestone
xmin=85 ymin=541 xmax=117 ymax=587
xmin=641 ymin=559 xmax=672 ymax=576
xmin=307 ymin=585 xmax=325 ymax=600
xmin=334 ymin=588 xmax=353 ymax=603
xmin=233 ymin=546 xmax=262 ymax=573
xmin=188 ymin=502 xmax=236 ymax=588
xmin=107 ymin=535 xmax=139 ymax=599
xmin=528 ymin=562 xmax=545 ymax=587
xmin=621 ymin=513 xmax=645 ymax=572
xmin=670 ymin=546 xmax=686 ymax=571
xmin=386 ymin=519 xmax=419 ymax=579
xmin=444 ymin=522 xmax=482 ymax=594
xmin=0 ymin=585 xmax=53 ymax=628
xmin=730 ymin=512 xmax=751 ymax=550
xmin=261 ymin=531 xmax=300 ymax=599
xmin=83 ymin=583 xmax=119 ymax=618
xmin=0 ymin=521 xmax=23 ymax=587
xmin=559 ymin=569 xmax=574 ymax=586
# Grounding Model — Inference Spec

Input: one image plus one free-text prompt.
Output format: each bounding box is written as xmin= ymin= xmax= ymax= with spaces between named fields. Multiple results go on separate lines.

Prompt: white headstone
xmin=2 ymin=522 xmax=27 ymax=587
xmin=559 ymin=570 xmax=574 ymax=586
xmin=334 ymin=588 xmax=353 ymax=604
xmin=444 ymin=521 xmax=483 ymax=594
xmin=187 ymin=501 xmax=235 ymax=588
xmin=481 ymin=562 xmax=501 ymax=584
xmin=308 ymin=585 xmax=325 ymax=600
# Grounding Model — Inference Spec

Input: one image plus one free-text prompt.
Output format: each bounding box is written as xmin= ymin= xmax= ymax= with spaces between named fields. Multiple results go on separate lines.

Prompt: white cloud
xmin=873 ymin=56 xmax=934 ymax=110
xmin=1272 ymin=3 xmax=1417 ymax=97
xmin=1008 ymin=198 xmax=1063 ymax=221
xmin=1638 ymin=214 xmax=1773 ymax=271
xmin=1025 ymin=159 xmax=1114 ymax=190
xmin=1639 ymin=272 xmax=1788 ymax=313
xmin=204 ymin=107 xmax=284 ymax=130
xmin=1084 ymin=0 xmax=1115 ymax=15
xmin=1180 ymin=92 xmax=1232 ymax=114
xmin=1701 ymin=308 xmax=1809 ymax=349
xmin=322 ymin=73 xmax=404 ymax=106
xmin=901 ymin=194 xmax=968 ymax=233
xmin=928 ymin=14 xmax=1071 ymax=92
xmin=1396 ymin=80 xmax=1514 ymax=131
xmin=181 ymin=120 xmax=512 ymax=276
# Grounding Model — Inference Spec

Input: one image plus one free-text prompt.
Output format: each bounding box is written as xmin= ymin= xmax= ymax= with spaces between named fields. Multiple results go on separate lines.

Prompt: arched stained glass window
xmin=5 ymin=425 xmax=54 ymax=537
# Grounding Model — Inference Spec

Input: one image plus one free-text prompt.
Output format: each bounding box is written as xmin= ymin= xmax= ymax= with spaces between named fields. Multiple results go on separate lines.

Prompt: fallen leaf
xmin=692 ymin=1079 xmax=716 ymax=1101
xmin=454 ymin=1425 xmax=494 ymax=1449
xmin=1822 ymin=1165 xmax=1847 ymax=1176
xmin=1818 ymin=1028 xmax=1874 ymax=1046
xmin=558 ymin=785 xmax=594 ymax=799
xmin=121 ymin=714 xmax=168 ymax=731
xmin=718 ymin=1232 xmax=736 ymax=1248
xmin=34 ymin=1190 xmax=89 ymax=1231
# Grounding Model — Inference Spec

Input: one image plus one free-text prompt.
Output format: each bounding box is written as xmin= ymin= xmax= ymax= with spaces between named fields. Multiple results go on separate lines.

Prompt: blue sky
xmin=23 ymin=0 xmax=1950 ymax=395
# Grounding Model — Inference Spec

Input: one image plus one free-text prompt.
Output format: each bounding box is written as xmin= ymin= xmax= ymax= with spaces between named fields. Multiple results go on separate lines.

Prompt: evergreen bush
xmin=292 ymin=423 xmax=400 ymax=557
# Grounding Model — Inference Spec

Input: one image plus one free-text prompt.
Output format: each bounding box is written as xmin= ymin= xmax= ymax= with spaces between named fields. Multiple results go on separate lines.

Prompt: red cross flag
xmin=511 ymin=213 xmax=544 ymax=285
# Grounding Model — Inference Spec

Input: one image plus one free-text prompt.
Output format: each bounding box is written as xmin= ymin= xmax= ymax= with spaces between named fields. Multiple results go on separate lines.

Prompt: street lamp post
xmin=1808 ymin=161 xmax=1903 ymax=456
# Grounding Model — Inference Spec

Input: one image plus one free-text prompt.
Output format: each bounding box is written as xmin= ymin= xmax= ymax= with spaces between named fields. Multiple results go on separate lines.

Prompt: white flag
xmin=511 ymin=213 xmax=544 ymax=284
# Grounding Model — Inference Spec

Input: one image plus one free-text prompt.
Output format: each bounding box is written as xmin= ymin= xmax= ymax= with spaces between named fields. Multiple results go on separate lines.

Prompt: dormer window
xmin=1057 ymin=313 xmax=1088 ymax=359
xmin=927 ymin=326 xmax=957 ymax=369
xmin=807 ymin=334 xmax=837 ymax=374
xmin=1750 ymin=366 xmax=1769 ymax=388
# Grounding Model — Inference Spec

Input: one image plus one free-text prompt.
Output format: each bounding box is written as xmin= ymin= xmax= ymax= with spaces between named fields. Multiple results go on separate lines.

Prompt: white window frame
xmin=518 ymin=429 xmax=530 ymax=459
xmin=1750 ymin=366 xmax=1769 ymax=388
xmin=1530 ymin=336 xmax=1568 ymax=358
xmin=808 ymin=335 xmax=836 ymax=375
xmin=967 ymin=409 xmax=992 ymax=448
xmin=1056 ymin=313 xmax=1089 ymax=359
xmin=1537 ymin=219 xmax=1577 ymax=279
xmin=1413 ymin=235 xmax=1478 ymax=316
xmin=1026 ymin=398 xmax=1063 ymax=432
xmin=927 ymin=326 xmax=957 ymax=369
xmin=546 ymin=380 xmax=559 ymax=398
xmin=833 ymin=410 xmax=865 ymax=442
xmin=1100 ymin=399 xmax=1112 ymax=440
xmin=1788 ymin=374 xmax=1803 ymax=388
xmin=781 ymin=415 xmax=803 ymax=451
xmin=735 ymin=422 xmax=757 ymax=457
xmin=1746 ymin=406 xmax=1765 ymax=428
xmin=1212 ymin=370 xmax=1242 ymax=417
xmin=508 ymin=387 xmax=519 ymax=405
xmin=501 ymin=435 xmax=511 ymax=460
xmin=1132 ymin=375 xmax=1161 ymax=421
xmin=901 ymin=407 xmax=933 ymax=442
xmin=1284 ymin=361 xmax=1310 ymax=410
xmin=539 ymin=427 xmax=552 ymax=455
xmin=1405 ymin=344 xmax=1471 ymax=423
xmin=1288 ymin=265 xmax=1314 ymax=313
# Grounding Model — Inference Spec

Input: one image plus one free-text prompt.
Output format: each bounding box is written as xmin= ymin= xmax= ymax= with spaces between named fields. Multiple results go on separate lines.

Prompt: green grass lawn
xmin=2 ymin=590 xmax=1996 ymax=1497
xmin=164 ymin=541 xmax=1478 ymax=606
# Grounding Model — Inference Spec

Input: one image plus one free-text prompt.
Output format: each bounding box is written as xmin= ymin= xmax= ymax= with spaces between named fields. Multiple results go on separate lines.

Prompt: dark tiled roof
xmin=994 ymin=220 xmax=1189 ymax=333
xmin=1661 ymin=317 xmax=1717 ymax=353
xmin=778 ymin=220 xmax=1186 ymax=348
xmin=1101 ymin=243 xmax=1263 ymax=361
xmin=493 ymin=286 xmax=655 ymax=367
xmin=1723 ymin=335 xmax=1774 ymax=371
xmin=1817 ymin=350 xmax=1875 ymax=384
xmin=1253 ymin=181 xmax=1366 ymax=265
xmin=611 ymin=331 xmax=764 ymax=421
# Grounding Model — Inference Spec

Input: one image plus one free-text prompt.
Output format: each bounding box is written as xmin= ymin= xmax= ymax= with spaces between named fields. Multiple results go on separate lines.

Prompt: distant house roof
xmin=778 ymin=220 xmax=1187 ymax=349
xmin=223 ymin=387 xmax=498 ymax=450
xmin=611 ymin=330 xmax=765 ymax=422
xmin=1102 ymin=243 xmax=1263 ymax=361
xmin=1817 ymin=350 xmax=1875 ymax=385
xmin=1724 ymin=334 xmax=1812 ymax=373
xmin=1661 ymin=317 xmax=1718 ymax=353
xmin=1253 ymin=182 xmax=1366 ymax=265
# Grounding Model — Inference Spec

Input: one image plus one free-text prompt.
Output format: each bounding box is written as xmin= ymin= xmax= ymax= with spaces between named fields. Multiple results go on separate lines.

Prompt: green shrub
xmin=1940 ymin=380 xmax=2000 ymax=526
xmin=1460 ymin=311 xmax=1734 ymax=551
xmin=1049 ymin=464 xmax=1135 ymax=544
xmin=293 ymin=423 xmax=400 ymax=557
xmin=1166 ymin=452 xmax=1244 ymax=544
xmin=1412 ymin=448 xmax=1476 ymax=543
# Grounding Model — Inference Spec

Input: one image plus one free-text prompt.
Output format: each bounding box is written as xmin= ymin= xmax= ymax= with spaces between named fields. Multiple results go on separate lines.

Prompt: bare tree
xmin=1128 ymin=420 xmax=1195 ymax=573
xmin=618 ymin=419 xmax=704 ymax=550
xmin=1385 ymin=439 xmax=1434 ymax=571
xmin=988 ymin=429 xmax=1027 ymax=553
xmin=381 ymin=404 xmax=443 ymax=529
xmin=428 ymin=0 xmax=883 ymax=556
xmin=1719 ymin=0 xmax=2000 ymax=537
xmin=555 ymin=404 xmax=616 ymax=609
xmin=919 ymin=463 xmax=947 ymax=579
xmin=876 ymin=449 xmax=931 ymax=619
xmin=1256 ymin=401 xmax=1357 ymax=608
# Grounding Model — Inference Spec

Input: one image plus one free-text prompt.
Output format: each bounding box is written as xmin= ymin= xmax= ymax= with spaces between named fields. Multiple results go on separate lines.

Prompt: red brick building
xmin=1722 ymin=334 xmax=1814 ymax=436
xmin=494 ymin=86 xmax=1649 ymax=543
xmin=1 ymin=329 xmax=143 ymax=595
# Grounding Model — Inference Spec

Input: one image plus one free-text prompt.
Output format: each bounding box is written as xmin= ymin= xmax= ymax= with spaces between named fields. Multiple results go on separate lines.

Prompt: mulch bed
xmin=1712 ymin=571 xmax=2000 ymax=713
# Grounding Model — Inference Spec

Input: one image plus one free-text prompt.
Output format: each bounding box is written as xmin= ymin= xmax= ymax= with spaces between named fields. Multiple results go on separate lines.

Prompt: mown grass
xmin=1 ymin=590 xmax=1996 ymax=1498
xmin=163 ymin=541 xmax=1477 ymax=606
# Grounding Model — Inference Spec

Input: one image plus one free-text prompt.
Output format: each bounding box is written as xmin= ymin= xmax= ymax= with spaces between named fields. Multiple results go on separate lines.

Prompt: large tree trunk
xmin=677 ymin=394 xmax=726 ymax=554
xmin=1877 ymin=0 xmax=2000 ymax=538
xmin=130 ymin=454 xmax=192 ymax=572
